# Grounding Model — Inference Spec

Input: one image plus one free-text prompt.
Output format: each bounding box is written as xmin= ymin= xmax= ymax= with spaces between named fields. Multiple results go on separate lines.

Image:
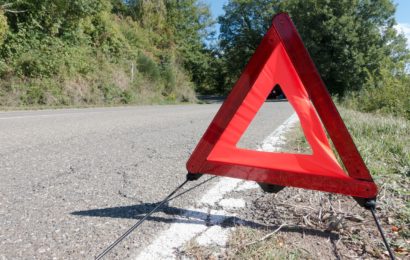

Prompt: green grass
xmin=291 ymin=106 xmax=409 ymax=239
xmin=338 ymin=107 xmax=409 ymax=239
xmin=0 ymin=63 xmax=197 ymax=109
xmin=226 ymin=227 xmax=305 ymax=260
xmin=181 ymin=227 xmax=305 ymax=260
xmin=224 ymin=107 xmax=409 ymax=258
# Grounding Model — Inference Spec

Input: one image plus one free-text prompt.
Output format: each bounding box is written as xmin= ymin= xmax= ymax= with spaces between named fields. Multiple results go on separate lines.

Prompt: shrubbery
xmin=0 ymin=0 xmax=205 ymax=107
xmin=0 ymin=10 xmax=7 ymax=44
xmin=341 ymin=61 xmax=410 ymax=119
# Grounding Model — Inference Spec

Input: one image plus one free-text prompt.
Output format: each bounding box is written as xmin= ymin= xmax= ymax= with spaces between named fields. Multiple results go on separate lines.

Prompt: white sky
xmin=395 ymin=23 xmax=410 ymax=49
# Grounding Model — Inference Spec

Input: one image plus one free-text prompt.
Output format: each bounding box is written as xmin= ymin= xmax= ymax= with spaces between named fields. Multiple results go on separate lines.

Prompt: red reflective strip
xmin=186 ymin=13 xmax=377 ymax=198
xmin=272 ymin=13 xmax=373 ymax=181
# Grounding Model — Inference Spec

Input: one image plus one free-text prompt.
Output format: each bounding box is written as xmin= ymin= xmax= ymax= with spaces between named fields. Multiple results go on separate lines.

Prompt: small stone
xmin=346 ymin=214 xmax=364 ymax=222
xmin=365 ymin=245 xmax=374 ymax=255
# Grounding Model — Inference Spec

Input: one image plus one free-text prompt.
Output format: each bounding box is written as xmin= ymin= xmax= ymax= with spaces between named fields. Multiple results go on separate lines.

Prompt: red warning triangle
xmin=186 ymin=13 xmax=377 ymax=199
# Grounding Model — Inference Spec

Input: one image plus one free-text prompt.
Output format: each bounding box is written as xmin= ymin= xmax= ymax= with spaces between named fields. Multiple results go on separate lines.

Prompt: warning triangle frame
xmin=187 ymin=13 xmax=377 ymax=199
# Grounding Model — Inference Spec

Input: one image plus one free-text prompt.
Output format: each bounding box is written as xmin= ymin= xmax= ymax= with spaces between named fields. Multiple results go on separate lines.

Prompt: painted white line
xmin=258 ymin=113 xmax=298 ymax=152
xmin=0 ymin=111 xmax=105 ymax=120
xmin=235 ymin=181 xmax=260 ymax=191
xmin=199 ymin=178 xmax=242 ymax=206
xmin=219 ymin=198 xmax=246 ymax=210
xmin=135 ymin=179 xmax=240 ymax=260
xmin=196 ymin=226 xmax=230 ymax=247
xmin=135 ymin=113 xmax=299 ymax=259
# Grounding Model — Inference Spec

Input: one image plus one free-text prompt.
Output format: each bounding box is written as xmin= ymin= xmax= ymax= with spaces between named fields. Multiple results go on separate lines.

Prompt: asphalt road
xmin=0 ymin=101 xmax=293 ymax=259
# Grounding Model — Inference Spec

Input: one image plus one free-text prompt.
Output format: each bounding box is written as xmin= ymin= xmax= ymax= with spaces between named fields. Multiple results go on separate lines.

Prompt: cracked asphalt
xmin=0 ymin=102 xmax=293 ymax=259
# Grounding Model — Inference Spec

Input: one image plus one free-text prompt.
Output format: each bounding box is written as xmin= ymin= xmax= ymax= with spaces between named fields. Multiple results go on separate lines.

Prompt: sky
xmin=205 ymin=0 xmax=410 ymax=48
xmin=206 ymin=0 xmax=227 ymax=41
xmin=394 ymin=0 xmax=410 ymax=48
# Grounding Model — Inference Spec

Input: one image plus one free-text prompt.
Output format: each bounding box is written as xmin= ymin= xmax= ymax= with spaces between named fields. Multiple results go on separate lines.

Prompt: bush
xmin=0 ymin=10 xmax=7 ymax=44
xmin=161 ymin=63 xmax=176 ymax=94
xmin=0 ymin=1 xmax=203 ymax=108
xmin=341 ymin=64 xmax=410 ymax=120
xmin=137 ymin=53 xmax=160 ymax=81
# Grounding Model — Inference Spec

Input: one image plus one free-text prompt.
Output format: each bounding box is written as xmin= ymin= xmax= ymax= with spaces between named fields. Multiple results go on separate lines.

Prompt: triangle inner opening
xmin=206 ymin=39 xmax=345 ymax=178
xmin=236 ymin=84 xmax=312 ymax=155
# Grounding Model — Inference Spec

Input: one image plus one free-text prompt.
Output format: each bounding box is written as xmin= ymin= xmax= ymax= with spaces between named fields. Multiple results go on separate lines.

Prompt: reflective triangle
xmin=187 ymin=13 xmax=377 ymax=199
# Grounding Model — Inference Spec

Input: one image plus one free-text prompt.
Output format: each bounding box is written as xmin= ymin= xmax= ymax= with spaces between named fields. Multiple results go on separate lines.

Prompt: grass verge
xmin=284 ymin=107 xmax=409 ymax=255
xmin=193 ymin=106 xmax=409 ymax=259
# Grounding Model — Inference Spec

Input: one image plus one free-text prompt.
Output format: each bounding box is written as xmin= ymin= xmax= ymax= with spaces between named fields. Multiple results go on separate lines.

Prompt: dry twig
xmin=244 ymin=224 xmax=287 ymax=247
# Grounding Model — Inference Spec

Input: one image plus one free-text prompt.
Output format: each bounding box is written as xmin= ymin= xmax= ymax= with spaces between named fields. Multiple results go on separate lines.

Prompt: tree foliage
xmin=218 ymin=0 xmax=279 ymax=88
xmin=126 ymin=0 xmax=216 ymax=92
xmin=218 ymin=0 xmax=409 ymax=97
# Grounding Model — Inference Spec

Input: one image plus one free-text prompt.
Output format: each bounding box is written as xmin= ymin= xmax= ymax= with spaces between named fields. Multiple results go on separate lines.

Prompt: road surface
xmin=0 ymin=102 xmax=293 ymax=259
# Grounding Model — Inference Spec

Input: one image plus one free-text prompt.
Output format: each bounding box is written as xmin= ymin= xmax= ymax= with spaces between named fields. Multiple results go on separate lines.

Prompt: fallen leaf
xmin=391 ymin=226 xmax=399 ymax=232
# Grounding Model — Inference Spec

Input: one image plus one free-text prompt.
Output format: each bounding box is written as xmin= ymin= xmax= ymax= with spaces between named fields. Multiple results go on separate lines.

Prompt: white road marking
xmin=135 ymin=179 xmax=240 ymax=260
xmin=135 ymin=113 xmax=299 ymax=259
xmin=196 ymin=226 xmax=230 ymax=247
xmin=258 ymin=113 xmax=299 ymax=152
xmin=235 ymin=181 xmax=260 ymax=191
xmin=0 ymin=111 xmax=109 ymax=120
xmin=199 ymin=178 xmax=242 ymax=206
xmin=218 ymin=198 xmax=246 ymax=209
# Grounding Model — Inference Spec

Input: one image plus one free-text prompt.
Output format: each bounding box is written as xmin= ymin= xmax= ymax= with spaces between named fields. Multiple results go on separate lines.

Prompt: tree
xmin=218 ymin=0 xmax=279 ymax=90
xmin=164 ymin=0 xmax=215 ymax=91
xmin=218 ymin=0 xmax=409 ymax=95
xmin=126 ymin=0 xmax=216 ymax=92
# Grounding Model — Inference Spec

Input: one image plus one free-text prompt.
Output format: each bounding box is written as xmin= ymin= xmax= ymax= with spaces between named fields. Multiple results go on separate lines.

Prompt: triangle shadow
xmin=71 ymin=203 xmax=339 ymax=240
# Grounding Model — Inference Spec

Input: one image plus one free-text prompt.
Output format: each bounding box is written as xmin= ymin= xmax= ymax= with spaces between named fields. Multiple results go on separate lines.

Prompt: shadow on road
xmin=71 ymin=203 xmax=339 ymax=240
xmin=197 ymin=95 xmax=288 ymax=104
xmin=265 ymin=99 xmax=288 ymax=103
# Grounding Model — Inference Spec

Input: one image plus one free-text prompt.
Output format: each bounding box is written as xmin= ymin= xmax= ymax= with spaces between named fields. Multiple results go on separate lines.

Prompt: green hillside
xmin=0 ymin=0 xmax=216 ymax=106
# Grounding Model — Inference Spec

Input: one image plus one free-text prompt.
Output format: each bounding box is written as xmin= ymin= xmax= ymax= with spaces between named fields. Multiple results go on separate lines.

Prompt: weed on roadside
xmin=281 ymin=107 xmax=409 ymax=257
xmin=220 ymin=107 xmax=408 ymax=259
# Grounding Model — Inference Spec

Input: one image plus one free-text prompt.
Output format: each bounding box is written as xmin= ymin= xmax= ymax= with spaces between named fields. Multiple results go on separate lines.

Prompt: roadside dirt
xmin=236 ymin=188 xmax=400 ymax=258
xmin=178 ymin=180 xmax=408 ymax=259
xmin=177 ymin=122 xmax=409 ymax=259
